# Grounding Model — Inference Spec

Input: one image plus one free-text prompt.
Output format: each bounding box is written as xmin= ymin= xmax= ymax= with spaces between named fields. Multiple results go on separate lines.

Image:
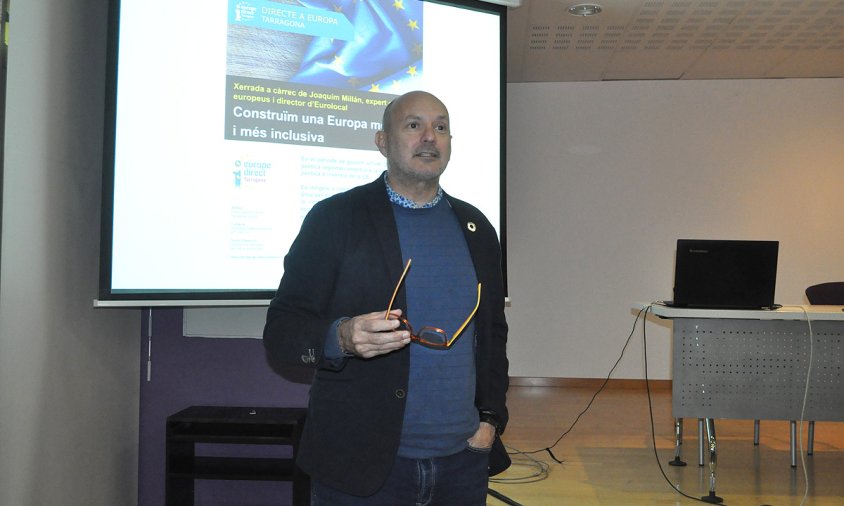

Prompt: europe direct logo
xmin=234 ymin=1 xmax=257 ymax=23
xmin=233 ymin=159 xmax=270 ymax=187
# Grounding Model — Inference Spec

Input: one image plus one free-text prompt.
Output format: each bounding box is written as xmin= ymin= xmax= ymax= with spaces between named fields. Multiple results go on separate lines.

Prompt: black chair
xmin=806 ymin=282 xmax=844 ymax=305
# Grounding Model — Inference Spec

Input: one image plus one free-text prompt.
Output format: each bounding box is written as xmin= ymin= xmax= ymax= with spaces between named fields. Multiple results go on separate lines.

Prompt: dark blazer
xmin=263 ymin=174 xmax=509 ymax=496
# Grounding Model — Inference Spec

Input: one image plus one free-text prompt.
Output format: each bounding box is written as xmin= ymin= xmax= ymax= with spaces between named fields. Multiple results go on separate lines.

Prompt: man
xmin=263 ymin=90 xmax=509 ymax=505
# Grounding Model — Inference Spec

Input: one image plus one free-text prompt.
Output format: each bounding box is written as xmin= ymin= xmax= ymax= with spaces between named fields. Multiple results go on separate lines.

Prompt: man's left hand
xmin=467 ymin=421 xmax=496 ymax=450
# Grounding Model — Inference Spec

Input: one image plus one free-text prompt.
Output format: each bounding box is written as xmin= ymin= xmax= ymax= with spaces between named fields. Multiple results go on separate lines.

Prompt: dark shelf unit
xmin=165 ymin=405 xmax=309 ymax=505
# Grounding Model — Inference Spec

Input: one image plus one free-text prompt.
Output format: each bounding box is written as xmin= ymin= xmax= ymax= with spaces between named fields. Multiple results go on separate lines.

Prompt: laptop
xmin=664 ymin=239 xmax=780 ymax=310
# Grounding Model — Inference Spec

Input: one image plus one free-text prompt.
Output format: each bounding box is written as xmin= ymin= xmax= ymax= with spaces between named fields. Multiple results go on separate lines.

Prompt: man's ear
xmin=374 ymin=130 xmax=388 ymax=155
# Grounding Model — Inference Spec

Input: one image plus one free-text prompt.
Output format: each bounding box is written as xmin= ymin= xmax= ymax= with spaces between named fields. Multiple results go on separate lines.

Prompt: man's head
xmin=375 ymin=91 xmax=452 ymax=188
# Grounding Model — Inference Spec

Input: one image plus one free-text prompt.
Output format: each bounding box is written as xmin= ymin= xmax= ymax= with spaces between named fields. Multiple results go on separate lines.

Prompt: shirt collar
xmin=384 ymin=172 xmax=443 ymax=209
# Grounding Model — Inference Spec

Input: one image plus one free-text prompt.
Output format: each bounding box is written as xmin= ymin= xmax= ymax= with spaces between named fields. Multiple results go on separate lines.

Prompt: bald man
xmin=264 ymin=91 xmax=509 ymax=505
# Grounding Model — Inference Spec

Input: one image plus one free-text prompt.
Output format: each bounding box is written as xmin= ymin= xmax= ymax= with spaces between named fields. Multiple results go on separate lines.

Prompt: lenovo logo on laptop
xmin=666 ymin=239 xmax=780 ymax=310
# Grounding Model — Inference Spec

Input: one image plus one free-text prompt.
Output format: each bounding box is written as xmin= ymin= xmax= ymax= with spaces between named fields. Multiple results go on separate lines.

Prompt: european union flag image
xmin=289 ymin=0 xmax=424 ymax=92
xmin=225 ymin=0 xmax=411 ymax=149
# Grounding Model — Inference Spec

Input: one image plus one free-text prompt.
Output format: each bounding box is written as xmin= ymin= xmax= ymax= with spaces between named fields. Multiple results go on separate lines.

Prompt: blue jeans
xmin=311 ymin=446 xmax=490 ymax=505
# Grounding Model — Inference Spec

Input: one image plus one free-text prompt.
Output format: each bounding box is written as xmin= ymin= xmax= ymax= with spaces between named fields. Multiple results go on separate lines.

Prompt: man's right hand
xmin=338 ymin=309 xmax=411 ymax=359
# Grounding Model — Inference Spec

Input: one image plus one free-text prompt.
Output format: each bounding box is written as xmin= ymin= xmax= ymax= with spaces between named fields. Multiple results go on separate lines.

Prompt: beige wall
xmin=505 ymin=79 xmax=844 ymax=379
xmin=0 ymin=0 xmax=140 ymax=503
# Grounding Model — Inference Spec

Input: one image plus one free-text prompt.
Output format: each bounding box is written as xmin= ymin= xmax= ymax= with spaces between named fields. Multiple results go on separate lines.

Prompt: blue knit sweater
xmin=393 ymin=199 xmax=479 ymax=458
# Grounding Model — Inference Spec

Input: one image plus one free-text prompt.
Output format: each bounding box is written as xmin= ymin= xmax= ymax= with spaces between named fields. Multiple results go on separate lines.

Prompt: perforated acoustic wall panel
xmin=672 ymin=318 xmax=844 ymax=420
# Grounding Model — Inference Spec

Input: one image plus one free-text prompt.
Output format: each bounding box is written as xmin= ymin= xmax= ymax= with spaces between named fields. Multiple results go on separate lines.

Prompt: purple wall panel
xmin=139 ymin=308 xmax=310 ymax=506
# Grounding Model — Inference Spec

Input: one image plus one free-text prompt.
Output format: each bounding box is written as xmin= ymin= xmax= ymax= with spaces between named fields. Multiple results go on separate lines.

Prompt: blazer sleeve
xmin=262 ymin=179 xmax=404 ymax=372
xmin=263 ymin=197 xmax=349 ymax=371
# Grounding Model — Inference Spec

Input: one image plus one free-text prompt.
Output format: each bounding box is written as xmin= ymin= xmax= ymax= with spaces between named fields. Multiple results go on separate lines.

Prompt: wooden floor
xmin=487 ymin=380 xmax=844 ymax=506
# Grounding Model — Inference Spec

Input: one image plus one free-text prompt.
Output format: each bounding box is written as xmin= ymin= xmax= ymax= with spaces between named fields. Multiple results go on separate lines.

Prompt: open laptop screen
xmin=668 ymin=239 xmax=779 ymax=310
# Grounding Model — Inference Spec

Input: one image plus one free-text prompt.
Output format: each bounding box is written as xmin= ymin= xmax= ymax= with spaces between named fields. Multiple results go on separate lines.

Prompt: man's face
xmin=376 ymin=93 xmax=452 ymax=184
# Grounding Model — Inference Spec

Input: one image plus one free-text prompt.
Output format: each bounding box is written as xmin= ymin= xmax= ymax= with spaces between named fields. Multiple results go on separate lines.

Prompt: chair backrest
xmin=805 ymin=282 xmax=844 ymax=304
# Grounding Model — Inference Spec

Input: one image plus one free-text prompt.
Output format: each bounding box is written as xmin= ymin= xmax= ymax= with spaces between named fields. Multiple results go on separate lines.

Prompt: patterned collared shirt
xmin=384 ymin=172 xmax=443 ymax=209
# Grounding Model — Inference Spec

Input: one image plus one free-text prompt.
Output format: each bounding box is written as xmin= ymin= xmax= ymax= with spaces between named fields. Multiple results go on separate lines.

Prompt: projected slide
xmin=225 ymin=0 xmax=421 ymax=149
xmin=102 ymin=0 xmax=504 ymax=302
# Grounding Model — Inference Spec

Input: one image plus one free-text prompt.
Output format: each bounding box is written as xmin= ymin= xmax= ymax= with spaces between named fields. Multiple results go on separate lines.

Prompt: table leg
xmin=669 ymin=418 xmax=687 ymax=466
xmin=701 ymin=418 xmax=723 ymax=503
xmin=808 ymin=421 xmax=815 ymax=456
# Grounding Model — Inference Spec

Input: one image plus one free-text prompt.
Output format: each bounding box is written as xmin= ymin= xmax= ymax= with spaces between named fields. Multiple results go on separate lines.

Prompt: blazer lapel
xmin=447 ymin=196 xmax=484 ymax=270
xmin=363 ymin=176 xmax=406 ymax=291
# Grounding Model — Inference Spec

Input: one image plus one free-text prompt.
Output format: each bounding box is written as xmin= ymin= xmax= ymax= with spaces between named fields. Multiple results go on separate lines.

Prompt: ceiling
xmin=505 ymin=0 xmax=844 ymax=82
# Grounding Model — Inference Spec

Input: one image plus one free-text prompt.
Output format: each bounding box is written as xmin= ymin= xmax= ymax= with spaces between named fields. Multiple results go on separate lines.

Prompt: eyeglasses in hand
xmin=385 ymin=258 xmax=481 ymax=349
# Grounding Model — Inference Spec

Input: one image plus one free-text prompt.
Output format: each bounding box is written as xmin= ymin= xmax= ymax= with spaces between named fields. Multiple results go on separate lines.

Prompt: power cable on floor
xmin=516 ymin=305 xmax=646 ymax=463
